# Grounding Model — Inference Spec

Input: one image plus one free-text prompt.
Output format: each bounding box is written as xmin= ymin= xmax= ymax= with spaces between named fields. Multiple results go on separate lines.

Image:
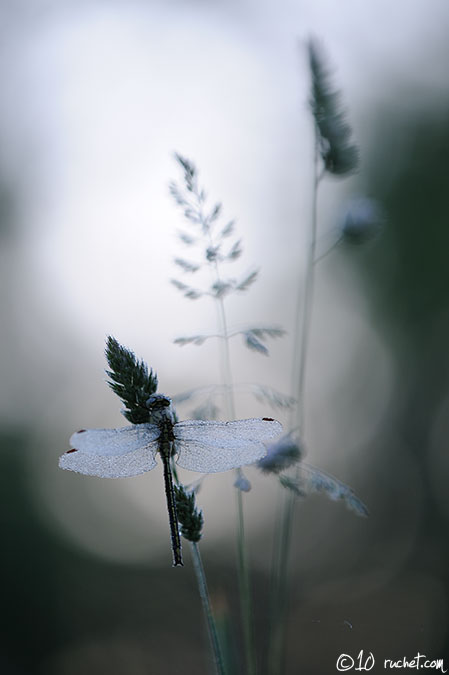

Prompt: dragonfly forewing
xmin=69 ymin=424 xmax=160 ymax=455
xmin=60 ymin=425 xmax=160 ymax=478
xmin=174 ymin=417 xmax=282 ymax=473
xmin=175 ymin=418 xmax=282 ymax=442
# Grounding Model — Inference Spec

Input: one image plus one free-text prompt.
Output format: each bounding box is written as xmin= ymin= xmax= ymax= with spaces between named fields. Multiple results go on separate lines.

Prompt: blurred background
xmin=1 ymin=0 xmax=449 ymax=673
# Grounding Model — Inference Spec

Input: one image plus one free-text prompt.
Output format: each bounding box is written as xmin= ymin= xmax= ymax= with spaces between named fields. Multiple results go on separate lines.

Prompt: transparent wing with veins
xmin=173 ymin=418 xmax=283 ymax=472
xmin=59 ymin=417 xmax=283 ymax=477
xmin=59 ymin=424 xmax=160 ymax=478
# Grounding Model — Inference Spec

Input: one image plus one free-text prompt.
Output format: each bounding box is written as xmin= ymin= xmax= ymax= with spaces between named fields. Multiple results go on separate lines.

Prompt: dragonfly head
xmin=146 ymin=394 xmax=174 ymax=424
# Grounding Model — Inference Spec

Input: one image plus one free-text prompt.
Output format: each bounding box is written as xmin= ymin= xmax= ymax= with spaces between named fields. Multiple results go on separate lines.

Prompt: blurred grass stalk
xmin=212 ymin=250 xmax=257 ymax=675
xmin=267 ymin=132 xmax=322 ymax=675
xmin=267 ymin=38 xmax=359 ymax=674
xmin=216 ymin=280 xmax=257 ymax=675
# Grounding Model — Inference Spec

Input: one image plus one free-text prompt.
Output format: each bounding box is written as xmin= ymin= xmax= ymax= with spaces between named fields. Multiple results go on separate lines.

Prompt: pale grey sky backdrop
xmin=0 ymin=0 xmax=448 ymax=564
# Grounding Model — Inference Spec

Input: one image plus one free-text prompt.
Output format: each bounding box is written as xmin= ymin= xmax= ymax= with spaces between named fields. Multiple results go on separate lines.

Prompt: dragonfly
xmin=59 ymin=393 xmax=282 ymax=566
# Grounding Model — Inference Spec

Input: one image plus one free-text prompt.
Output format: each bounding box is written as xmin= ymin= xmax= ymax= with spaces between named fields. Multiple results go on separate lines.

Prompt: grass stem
xmin=191 ymin=542 xmax=227 ymax=675
xmin=215 ymin=282 xmax=256 ymax=675
xmin=267 ymin=131 xmax=322 ymax=675
xmin=236 ymin=475 xmax=257 ymax=675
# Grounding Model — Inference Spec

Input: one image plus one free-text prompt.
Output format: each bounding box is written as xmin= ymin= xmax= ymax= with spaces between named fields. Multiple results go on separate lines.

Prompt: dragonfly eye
xmin=146 ymin=394 xmax=172 ymax=409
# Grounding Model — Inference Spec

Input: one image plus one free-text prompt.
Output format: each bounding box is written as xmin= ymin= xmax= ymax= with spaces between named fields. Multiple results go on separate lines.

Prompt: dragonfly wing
xmin=175 ymin=418 xmax=283 ymax=443
xmin=59 ymin=440 xmax=159 ymax=478
xmin=69 ymin=424 xmax=160 ymax=456
xmin=174 ymin=418 xmax=282 ymax=473
xmin=59 ymin=424 xmax=160 ymax=478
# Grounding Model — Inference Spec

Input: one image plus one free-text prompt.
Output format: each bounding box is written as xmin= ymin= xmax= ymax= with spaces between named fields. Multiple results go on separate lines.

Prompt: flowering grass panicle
xmin=174 ymin=484 xmax=204 ymax=543
xmin=169 ymin=153 xmax=289 ymax=419
xmin=308 ymin=37 xmax=359 ymax=177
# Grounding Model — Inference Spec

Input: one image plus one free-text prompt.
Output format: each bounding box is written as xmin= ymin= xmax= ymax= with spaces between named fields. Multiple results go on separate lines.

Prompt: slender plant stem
xmin=314 ymin=232 xmax=343 ymax=264
xmin=236 ymin=474 xmax=257 ymax=675
xmin=216 ymin=290 xmax=256 ymax=675
xmin=216 ymin=293 xmax=236 ymax=419
xmin=191 ymin=542 xmax=227 ymax=675
xmin=197 ymin=183 xmax=256 ymax=675
xmin=294 ymin=159 xmax=323 ymax=432
xmin=267 ymin=131 xmax=322 ymax=675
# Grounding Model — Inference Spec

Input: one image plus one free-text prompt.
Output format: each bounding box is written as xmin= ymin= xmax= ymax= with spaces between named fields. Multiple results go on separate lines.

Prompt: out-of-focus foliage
xmin=340 ymin=197 xmax=384 ymax=244
xmin=308 ymin=37 xmax=359 ymax=176
xmin=343 ymin=104 xmax=449 ymax=646
xmin=257 ymin=433 xmax=302 ymax=474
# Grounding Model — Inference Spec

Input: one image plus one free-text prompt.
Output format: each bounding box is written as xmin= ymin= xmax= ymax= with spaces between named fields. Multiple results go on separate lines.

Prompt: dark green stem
xmin=191 ymin=542 xmax=227 ymax=675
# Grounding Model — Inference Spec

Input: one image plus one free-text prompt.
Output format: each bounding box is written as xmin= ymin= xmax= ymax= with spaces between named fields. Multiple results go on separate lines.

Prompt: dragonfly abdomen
xmin=158 ymin=422 xmax=183 ymax=567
